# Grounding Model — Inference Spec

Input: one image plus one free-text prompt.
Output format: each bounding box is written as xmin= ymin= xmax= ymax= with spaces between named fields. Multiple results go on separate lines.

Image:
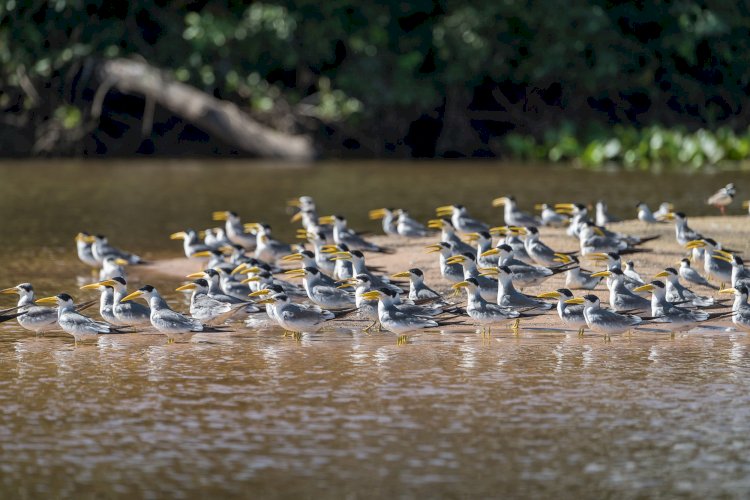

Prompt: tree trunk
xmin=96 ymin=58 xmax=315 ymax=160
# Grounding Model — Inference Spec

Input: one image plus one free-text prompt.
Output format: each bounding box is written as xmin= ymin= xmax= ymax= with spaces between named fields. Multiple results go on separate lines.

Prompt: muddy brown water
xmin=0 ymin=160 xmax=749 ymax=498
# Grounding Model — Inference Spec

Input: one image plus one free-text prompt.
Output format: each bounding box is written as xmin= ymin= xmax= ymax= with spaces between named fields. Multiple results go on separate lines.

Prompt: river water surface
xmin=0 ymin=160 xmax=749 ymax=498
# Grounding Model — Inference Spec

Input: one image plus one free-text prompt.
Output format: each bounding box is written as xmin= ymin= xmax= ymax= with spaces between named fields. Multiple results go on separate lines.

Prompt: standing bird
xmin=653 ymin=202 xmax=674 ymax=221
xmin=391 ymin=268 xmax=443 ymax=301
xmin=453 ymin=278 xmax=520 ymax=333
xmin=79 ymin=282 xmax=117 ymax=325
xmin=672 ymin=212 xmax=704 ymax=247
xmin=435 ymin=204 xmax=489 ymax=233
xmin=553 ymin=254 xmax=602 ymax=290
xmin=170 ymin=229 xmax=213 ymax=259
xmin=36 ymin=293 xmax=121 ymax=342
xmin=246 ymin=223 xmax=292 ymax=262
xmin=425 ymin=241 xmax=465 ymax=284
xmin=595 ymin=201 xmax=619 ymax=227
xmin=678 ymin=258 xmax=717 ymax=290
xmin=369 ymin=208 xmax=399 ymax=235
xmin=636 ymin=202 xmax=668 ymax=224
xmin=319 ymin=215 xmax=389 ymax=253
xmin=99 ymin=277 xmax=152 ymax=327
xmin=492 ymin=196 xmax=540 ymax=227
xmin=175 ymin=279 xmax=250 ymax=325
xmin=360 ymin=288 xmax=453 ymax=335
xmin=120 ymin=285 xmax=214 ymax=342
xmin=75 ymin=232 xmax=98 ymax=268
xmin=633 ymin=281 xmax=720 ymax=333
xmin=707 ymin=182 xmax=736 ymax=214
xmin=213 ymin=211 xmax=256 ymax=250
xmin=91 ymin=234 xmax=145 ymax=265
xmin=286 ymin=267 xmax=356 ymax=310
xmin=523 ymin=226 xmax=576 ymax=267
xmin=536 ymin=203 xmax=569 ymax=227
xmin=99 ymin=256 xmax=129 ymax=281
xmin=0 ymin=283 xmax=59 ymax=334
xmin=255 ymin=293 xmax=339 ymax=334
xmin=592 ymin=269 xmax=651 ymax=314
xmin=565 ymin=295 xmax=642 ymax=337
xmin=396 ymin=209 xmax=431 ymax=237
xmin=719 ymin=286 xmax=750 ymax=332
xmin=654 ymin=268 xmax=716 ymax=307
xmin=685 ymin=239 xmax=733 ymax=286
xmin=495 ymin=266 xmax=553 ymax=312
xmin=536 ymin=288 xmax=588 ymax=336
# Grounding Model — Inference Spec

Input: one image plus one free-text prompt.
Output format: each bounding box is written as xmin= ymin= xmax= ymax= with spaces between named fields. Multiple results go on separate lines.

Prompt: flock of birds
xmin=2 ymin=182 xmax=750 ymax=343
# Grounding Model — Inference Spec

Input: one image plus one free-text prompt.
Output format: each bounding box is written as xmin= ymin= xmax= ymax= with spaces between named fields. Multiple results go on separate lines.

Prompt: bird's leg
xmin=721 ymin=205 xmax=726 ymax=215
xmin=511 ymin=318 xmax=521 ymax=330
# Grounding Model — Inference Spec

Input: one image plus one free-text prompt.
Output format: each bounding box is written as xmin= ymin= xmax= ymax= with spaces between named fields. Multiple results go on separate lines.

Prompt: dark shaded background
xmin=2 ymin=1 xmax=749 ymax=162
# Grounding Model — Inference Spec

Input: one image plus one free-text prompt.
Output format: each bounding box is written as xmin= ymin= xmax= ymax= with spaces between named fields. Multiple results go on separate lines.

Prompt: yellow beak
xmin=35 ymin=296 xmax=59 ymax=305
xmin=743 ymin=201 xmax=750 ymax=209
xmin=248 ymin=289 xmax=271 ymax=297
xmin=435 ymin=205 xmax=454 ymax=216
xmin=240 ymin=277 xmax=260 ymax=284
xmin=243 ymin=222 xmax=261 ymax=232
xmin=719 ymin=288 xmax=738 ymax=294
xmin=586 ymin=253 xmax=609 ymax=261
xmin=185 ymin=272 xmax=206 ymax=279
xmin=284 ymin=269 xmax=306 ymax=278
xmin=368 ymin=208 xmax=387 ymax=220
xmin=75 ymin=233 xmax=95 ymax=243
xmin=685 ymin=240 xmax=706 ymax=249
xmin=489 ymin=226 xmax=508 ymax=236
xmin=451 ymin=281 xmax=470 ymax=289
xmin=230 ymin=263 xmax=248 ymax=275
xmin=491 ymin=197 xmax=508 ymax=207
xmin=318 ymin=215 xmax=336 ymax=225
xmin=445 ymin=255 xmax=466 ymax=265
xmin=175 ymin=283 xmax=197 ymax=292
xmin=632 ymin=284 xmax=655 ymax=293
xmin=424 ymin=244 xmax=443 ymax=253
xmin=169 ymin=231 xmax=187 ymax=240
xmin=280 ymin=253 xmax=303 ymax=262
xmin=654 ymin=271 xmax=670 ymax=278
xmin=212 ymin=211 xmax=229 ymax=221
xmin=361 ymin=291 xmax=381 ymax=300
xmin=391 ymin=271 xmax=412 ymax=279
xmin=564 ymin=297 xmax=585 ymax=305
xmin=120 ymin=290 xmax=144 ymax=302
xmin=553 ymin=253 xmax=572 ymax=264
xmin=113 ymin=258 xmax=129 ymax=266
xmin=0 ymin=287 xmax=18 ymax=295
xmin=480 ymin=248 xmax=499 ymax=258
xmin=590 ymin=270 xmax=611 ymax=278
xmin=191 ymin=250 xmax=213 ymax=258
xmin=79 ymin=283 xmax=103 ymax=291
xmin=712 ymin=254 xmax=733 ymax=263
xmin=536 ymin=291 xmax=562 ymax=299
xmin=427 ymin=219 xmax=445 ymax=229
xmin=290 ymin=211 xmax=303 ymax=223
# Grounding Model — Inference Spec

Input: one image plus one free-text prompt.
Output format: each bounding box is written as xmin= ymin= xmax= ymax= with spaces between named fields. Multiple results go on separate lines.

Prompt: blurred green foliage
xmin=2 ymin=0 xmax=750 ymax=162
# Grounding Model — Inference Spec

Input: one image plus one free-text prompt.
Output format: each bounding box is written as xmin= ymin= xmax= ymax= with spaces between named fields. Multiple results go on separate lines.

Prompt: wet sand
xmin=143 ymin=216 xmax=750 ymax=332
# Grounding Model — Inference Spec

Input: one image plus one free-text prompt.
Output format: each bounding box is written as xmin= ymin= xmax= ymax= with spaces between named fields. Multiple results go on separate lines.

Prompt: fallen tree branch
xmin=97 ymin=58 xmax=315 ymax=160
